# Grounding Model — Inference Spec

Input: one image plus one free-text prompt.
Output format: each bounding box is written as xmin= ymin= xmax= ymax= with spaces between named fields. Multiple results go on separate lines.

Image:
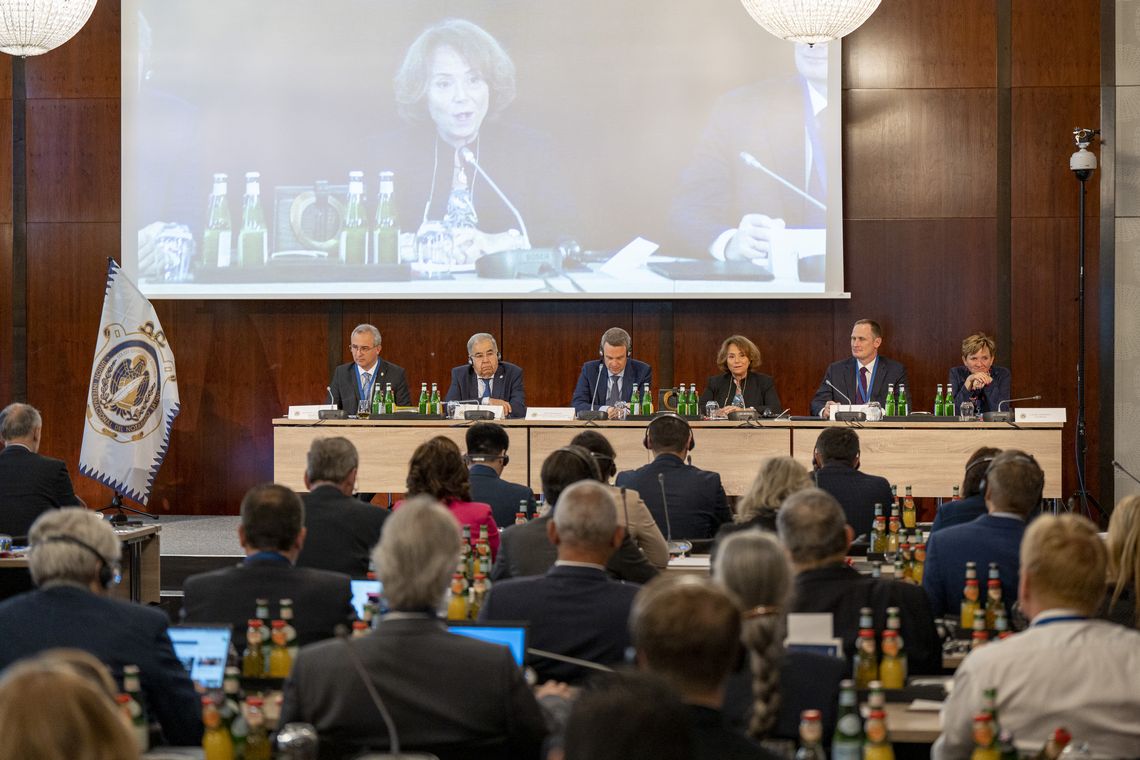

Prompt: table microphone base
xmin=981 ymin=412 xmax=1013 ymax=422
xmin=576 ymin=410 xmax=607 ymax=421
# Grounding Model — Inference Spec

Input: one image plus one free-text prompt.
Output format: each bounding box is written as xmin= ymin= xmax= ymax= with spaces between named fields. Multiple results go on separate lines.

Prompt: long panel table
xmin=274 ymin=419 xmax=1063 ymax=498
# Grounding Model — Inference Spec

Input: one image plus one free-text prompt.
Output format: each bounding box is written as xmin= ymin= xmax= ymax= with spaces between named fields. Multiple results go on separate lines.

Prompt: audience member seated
xmin=492 ymin=447 xmax=656 ymax=584
xmin=0 ymin=657 xmax=140 ymax=760
xmin=930 ymin=446 xmax=1000 ymax=533
xmin=0 ymin=508 xmax=202 ymax=746
xmin=400 ymin=436 xmax=500 ymax=560
xmin=777 ymin=489 xmax=940 ymax=673
xmin=810 ymin=427 xmax=892 ymax=541
xmin=465 ymin=421 xmax=536 ymax=527
xmin=182 ymin=484 xmax=354 ymax=652
xmin=280 ymin=496 xmax=548 ymax=759
xmin=933 ymin=514 xmax=1140 ymax=759
xmin=923 ymin=450 xmax=1043 ymax=621
xmin=1099 ymin=493 xmax=1139 ymax=629
xmin=714 ymin=456 xmax=811 ymax=553
xmin=715 ymin=530 xmax=846 ymax=746
xmin=295 ymin=437 xmax=387 ymax=578
xmin=570 ymin=429 xmax=669 ymax=568
xmin=481 ymin=480 xmax=641 ymax=683
xmin=631 ymin=576 xmax=780 ymax=760
xmin=615 ymin=415 xmax=730 ymax=541
xmin=0 ymin=402 xmax=84 ymax=540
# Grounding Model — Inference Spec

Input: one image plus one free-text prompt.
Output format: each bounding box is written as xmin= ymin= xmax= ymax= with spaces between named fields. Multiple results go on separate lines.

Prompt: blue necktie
xmin=479 ymin=378 xmax=490 ymax=402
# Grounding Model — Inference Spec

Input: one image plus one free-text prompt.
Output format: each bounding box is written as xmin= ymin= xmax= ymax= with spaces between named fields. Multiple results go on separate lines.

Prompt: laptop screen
xmin=169 ymin=625 xmax=232 ymax=689
xmin=447 ymin=622 xmax=528 ymax=667
xmin=350 ymin=579 xmax=383 ymax=619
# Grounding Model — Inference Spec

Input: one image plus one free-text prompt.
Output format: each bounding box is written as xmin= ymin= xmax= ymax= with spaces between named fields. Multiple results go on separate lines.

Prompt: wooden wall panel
xmin=0 ymin=98 xmax=12 ymax=223
xmin=26 ymin=99 xmax=120 ymax=223
xmin=23 ymin=0 xmax=120 ymax=99
xmin=1011 ymin=87 xmax=1102 ymax=218
xmin=1011 ymin=0 xmax=1100 ymax=87
xmin=0 ymin=223 xmax=12 ymax=405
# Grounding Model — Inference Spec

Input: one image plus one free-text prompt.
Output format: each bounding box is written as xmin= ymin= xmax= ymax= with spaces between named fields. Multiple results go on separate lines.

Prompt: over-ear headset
xmin=36 ymin=534 xmax=122 ymax=588
xmin=978 ymin=453 xmax=1044 ymax=508
xmin=643 ymin=414 xmax=697 ymax=452
xmin=598 ymin=330 xmax=633 ymax=358
xmin=964 ymin=456 xmax=995 ymax=477
xmin=555 ymin=445 xmax=597 ymax=474
xmin=464 ymin=453 xmax=510 ymax=468
xmin=468 ymin=349 xmax=502 ymax=366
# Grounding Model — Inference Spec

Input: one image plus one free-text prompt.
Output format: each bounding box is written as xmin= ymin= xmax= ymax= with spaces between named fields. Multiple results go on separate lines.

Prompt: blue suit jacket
xmin=931 ymin=493 xmax=988 ymax=533
xmin=570 ymin=359 xmax=653 ymax=412
xmin=615 ymin=454 xmax=730 ymax=541
xmin=0 ymin=585 xmax=203 ymax=746
xmin=948 ymin=365 xmax=1012 ymax=414
xmin=812 ymin=463 xmax=893 ymax=540
xmin=444 ymin=362 xmax=526 ymax=419
xmin=479 ymin=564 xmax=640 ymax=684
xmin=922 ymin=513 xmax=1025 ymax=619
xmin=810 ymin=356 xmax=908 ymax=416
xmin=468 ymin=464 xmax=536 ymax=527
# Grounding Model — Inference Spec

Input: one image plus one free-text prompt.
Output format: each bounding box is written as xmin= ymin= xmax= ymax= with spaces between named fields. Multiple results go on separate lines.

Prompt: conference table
xmin=272 ymin=418 xmax=1063 ymax=499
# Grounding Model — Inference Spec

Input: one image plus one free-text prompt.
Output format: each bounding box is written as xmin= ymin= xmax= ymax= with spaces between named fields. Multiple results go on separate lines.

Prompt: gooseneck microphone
xmin=460 ymin=147 xmax=530 ymax=248
xmin=658 ymin=473 xmax=692 ymax=556
xmin=997 ymin=394 xmax=1043 ymax=412
xmin=326 ymin=386 xmax=334 ymax=404
xmin=590 ymin=362 xmax=605 ymax=411
xmin=1112 ymin=460 xmax=1140 ymax=487
xmin=825 ymin=379 xmax=853 ymax=406
xmin=982 ymin=394 xmax=1043 ymax=423
xmin=739 ymin=151 xmax=826 ymax=210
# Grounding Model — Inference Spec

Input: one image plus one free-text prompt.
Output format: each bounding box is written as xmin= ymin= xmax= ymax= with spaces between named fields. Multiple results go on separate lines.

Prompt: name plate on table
xmin=1014 ymin=407 xmax=1067 ymax=423
xmin=455 ymin=404 xmax=504 ymax=420
xmin=525 ymin=407 xmax=577 ymax=421
xmin=287 ymin=404 xmax=337 ymax=420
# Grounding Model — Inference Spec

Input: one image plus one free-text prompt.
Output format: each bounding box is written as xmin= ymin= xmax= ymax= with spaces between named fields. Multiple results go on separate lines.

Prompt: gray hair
xmin=713 ymin=530 xmax=792 ymax=610
xmin=27 ymin=509 xmax=119 ymax=587
xmin=306 ymin=437 xmax=358 ymax=484
xmin=776 ymin=488 xmax=847 ymax=565
xmin=351 ymin=324 xmax=382 ymax=346
xmin=552 ymin=480 xmax=618 ymax=548
xmin=0 ymin=403 xmax=42 ymax=442
xmin=374 ymin=496 xmax=460 ymax=610
xmin=600 ymin=327 xmax=632 ymax=353
xmin=466 ymin=332 xmax=498 ymax=356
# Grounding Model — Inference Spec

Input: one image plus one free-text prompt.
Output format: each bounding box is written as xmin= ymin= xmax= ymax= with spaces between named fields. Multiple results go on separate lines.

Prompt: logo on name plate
xmin=87 ymin=321 xmax=171 ymax=442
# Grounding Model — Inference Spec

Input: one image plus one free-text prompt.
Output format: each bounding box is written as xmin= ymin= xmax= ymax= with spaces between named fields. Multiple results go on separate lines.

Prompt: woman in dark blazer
xmin=699 ymin=335 xmax=781 ymax=415
xmin=948 ymin=332 xmax=1012 ymax=414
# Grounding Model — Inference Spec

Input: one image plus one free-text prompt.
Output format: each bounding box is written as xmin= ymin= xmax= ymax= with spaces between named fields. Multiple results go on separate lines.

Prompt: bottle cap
xmin=247 ymin=697 xmax=264 ymax=707
xmin=272 ymin=620 xmax=285 ymax=629
xmin=801 ymin=709 xmax=822 ymax=721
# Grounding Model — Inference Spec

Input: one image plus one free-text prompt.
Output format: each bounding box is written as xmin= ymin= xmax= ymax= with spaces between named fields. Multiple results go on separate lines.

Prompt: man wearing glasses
xmin=329 ymin=324 xmax=411 ymax=413
xmin=445 ymin=333 xmax=527 ymax=419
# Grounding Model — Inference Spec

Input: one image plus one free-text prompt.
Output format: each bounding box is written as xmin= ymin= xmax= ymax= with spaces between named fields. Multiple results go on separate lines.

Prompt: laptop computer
xmin=350 ymin=578 xmax=383 ymax=619
xmin=447 ymin=621 xmax=529 ymax=667
xmin=169 ymin=624 xmax=233 ymax=689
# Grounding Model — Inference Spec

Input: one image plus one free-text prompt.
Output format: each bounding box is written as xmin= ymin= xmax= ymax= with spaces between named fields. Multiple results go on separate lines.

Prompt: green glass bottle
xmin=934 ymin=384 xmax=944 ymax=416
xmin=897 ymin=384 xmax=910 ymax=416
xmin=885 ymin=383 xmax=897 ymax=416
xmin=418 ymin=382 xmax=429 ymax=415
xmin=642 ymin=383 xmax=653 ymax=415
xmin=630 ymin=385 xmax=641 ymax=415
xmin=430 ymin=382 xmax=441 ymax=415
xmin=831 ymin=679 xmax=863 ymax=759
xmin=944 ymin=384 xmax=955 ymax=416
xmin=238 ymin=171 xmax=267 ymax=267
xmin=201 ymin=173 xmax=232 ymax=269
xmin=383 ymin=383 xmax=394 ymax=414
xmin=370 ymin=379 xmax=383 ymax=416
xmin=340 ymin=171 xmax=367 ymax=265
xmin=373 ymin=170 xmax=399 ymax=265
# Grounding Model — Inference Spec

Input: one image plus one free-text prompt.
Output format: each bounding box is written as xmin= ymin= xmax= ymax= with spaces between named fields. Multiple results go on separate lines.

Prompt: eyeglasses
xmin=469 ymin=351 xmax=497 ymax=361
xmin=349 ymin=344 xmax=379 ymax=353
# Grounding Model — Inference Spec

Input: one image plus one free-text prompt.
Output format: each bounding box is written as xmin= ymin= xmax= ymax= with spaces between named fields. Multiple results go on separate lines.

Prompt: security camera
xmin=1070 ymin=127 xmax=1099 ymax=179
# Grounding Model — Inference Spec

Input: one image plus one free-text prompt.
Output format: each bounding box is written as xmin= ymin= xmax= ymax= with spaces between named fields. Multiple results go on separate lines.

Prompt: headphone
xmin=37 ymin=534 xmax=122 ymax=588
xmin=464 ymin=453 xmax=509 ymax=468
xmin=977 ymin=453 xmax=1044 ymax=508
xmin=555 ymin=445 xmax=599 ymax=476
xmin=643 ymin=413 xmax=697 ymax=452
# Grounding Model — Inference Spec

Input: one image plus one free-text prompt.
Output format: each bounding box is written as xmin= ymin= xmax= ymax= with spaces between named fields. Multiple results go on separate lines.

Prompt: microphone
xmin=326 ymin=386 xmax=334 ymax=404
xmin=739 ymin=151 xmax=826 ymax=210
xmin=658 ymin=473 xmax=692 ymax=556
xmin=578 ymin=362 xmax=608 ymax=420
xmin=770 ymin=408 xmax=791 ymax=421
xmin=460 ymin=147 xmax=530 ymax=248
xmin=982 ymin=394 xmax=1043 ymax=423
xmin=1112 ymin=460 xmax=1140 ymax=487
xmin=825 ymin=379 xmax=853 ymax=406
xmin=526 ymin=648 xmax=615 ymax=673
xmin=997 ymin=394 xmax=1042 ymax=411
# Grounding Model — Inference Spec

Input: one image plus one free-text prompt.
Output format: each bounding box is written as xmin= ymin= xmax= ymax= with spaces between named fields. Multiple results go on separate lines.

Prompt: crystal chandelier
xmin=0 ymin=0 xmax=98 ymax=57
xmin=740 ymin=0 xmax=881 ymax=45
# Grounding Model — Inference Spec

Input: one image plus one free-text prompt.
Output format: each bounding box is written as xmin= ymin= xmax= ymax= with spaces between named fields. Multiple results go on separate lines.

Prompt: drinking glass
xmin=958 ymin=401 xmax=975 ymax=421
xmin=357 ymin=400 xmax=371 ymax=419
xmin=613 ymin=401 xmax=630 ymax=421
xmin=705 ymin=401 xmax=721 ymax=420
xmin=446 ymin=401 xmax=459 ymax=420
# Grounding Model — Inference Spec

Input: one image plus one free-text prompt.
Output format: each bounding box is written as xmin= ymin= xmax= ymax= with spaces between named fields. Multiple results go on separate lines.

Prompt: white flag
xmin=80 ymin=259 xmax=180 ymax=504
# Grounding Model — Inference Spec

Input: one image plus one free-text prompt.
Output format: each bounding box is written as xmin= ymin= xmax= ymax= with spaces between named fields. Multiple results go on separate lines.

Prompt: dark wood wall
xmin=1 ymin=0 xmax=1107 ymax=515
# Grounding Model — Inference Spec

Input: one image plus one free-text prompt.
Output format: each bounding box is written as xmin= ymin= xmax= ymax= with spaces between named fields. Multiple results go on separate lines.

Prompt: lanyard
xmin=1032 ymin=615 xmax=1086 ymax=628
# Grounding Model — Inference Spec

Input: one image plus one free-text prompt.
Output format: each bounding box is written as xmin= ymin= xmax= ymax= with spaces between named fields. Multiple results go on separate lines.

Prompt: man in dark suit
xmin=280 ymin=496 xmax=548 ymax=759
xmin=0 ymin=508 xmax=202 ymax=746
xmin=328 ymin=323 xmax=410 ymax=413
xmin=778 ymin=488 xmax=941 ymax=674
xmin=182 ymin=484 xmax=354 ymax=651
xmin=295 ymin=437 xmax=387 ymax=578
xmin=492 ymin=446 xmax=657 ymax=584
xmin=810 ymin=319 xmax=908 ymax=418
xmin=481 ymin=480 xmax=640 ymax=683
xmin=444 ymin=332 xmax=526 ymax=419
xmin=571 ymin=327 xmax=653 ymax=417
xmin=0 ymin=403 xmax=84 ymax=539
xmin=931 ymin=446 xmax=1001 ymax=533
xmin=465 ymin=422 xmax=535 ymax=526
xmin=615 ymin=415 xmax=730 ymax=541
xmin=810 ymin=426 xmax=893 ymax=540
xmin=923 ymin=450 xmax=1043 ymax=620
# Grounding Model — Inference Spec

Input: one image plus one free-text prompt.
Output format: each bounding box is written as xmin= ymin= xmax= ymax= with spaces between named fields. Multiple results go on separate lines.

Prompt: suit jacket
xmin=570 ymin=358 xmax=653 ymax=412
xmin=479 ymin=564 xmax=640 ymax=684
xmin=931 ymin=493 xmax=987 ymax=533
xmin=948 ymin=364 xmax=1012 ymax=414
xmin=810 ymin=356 xmax=908 ymax=416
xmin=790 ymin=564 xmax=941 ymax=674
xmin=688 ymin=705 xmax=782 ymax=760
xmin=468 ymin=465 xmax=536 ymax=529
xmin=0 ymin=585 xmax=202 ymax=746
xmin=723 ymin=650 xmax=846 ymax=744
xmin=279 ymin=616 xmax=547 ymax=760
xmin=812 ymin=463 xmax=894 ymax=540
xmin=922 ymin=513 xmax=1025 ymax=619
xmin=616 ymin=454 xmax=731 ymax=541
xmin=329 ymin=359 xmax=410 ymax=412
xmin=445 ymin=362 xmax=527 ymax=419
xmin=490 ymin=514 xmax=657 ymax=585
xmin=181 ymin=556 xmax=354 ymax=651
xmin=296 ymin=485 xmax=388 ymax=578
xmin=699 ymin=371 xmax=782 ymax=414
xmin=0 ymin=445 xmax=81 ymax=539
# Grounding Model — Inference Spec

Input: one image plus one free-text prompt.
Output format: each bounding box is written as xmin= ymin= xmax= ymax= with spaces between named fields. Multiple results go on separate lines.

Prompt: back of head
xmin=540 ymin=445 xmax=601 ymax=508
xmin=0 ymin=402 xmax=41 ymax=443
xmin=1020 ymin=513 xmax=1107 ymax=615
xmin=552 ymin=480 xmax=618 ymax=550
xmin=984 ymin=449 xmax=1044 ymax=517
xmin=465 ymin=421 xmax=510 ymax=457
xmin=305 ymin=436 xmax=358 ymax=484
xmin=375 ymin=495 xmax=460 ymax=610
xmin=32 ymin=648 xmax=120 ymax=702
xmin=645 ymin=414 xmax=691 ymax=456
xmin=814 ymin=427 xmax=859 ymax=467
xmin=737 ymin=456 xmax=811 ymax=521
xmin=631 ymin=577 xmax=741 ymax=695
xmin=240 ymin=483 xmax=304 ymax=552
xmin=776 ymin=488 xmax=848 ymax=567
xmin=961 ymin=446 xmax=1001 ymax=498
xmin=1107 ymin=495 xmax=1140 ymax=625
xmin=570 ymin=430 xmax=618 ymax=481
xmin=27 ymin=508 xmax=119 ymax=588
xmin=562 ymin=671 xmax=693 ymax=760
xmin=406 ymin=436 xmax=471 ymax=501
